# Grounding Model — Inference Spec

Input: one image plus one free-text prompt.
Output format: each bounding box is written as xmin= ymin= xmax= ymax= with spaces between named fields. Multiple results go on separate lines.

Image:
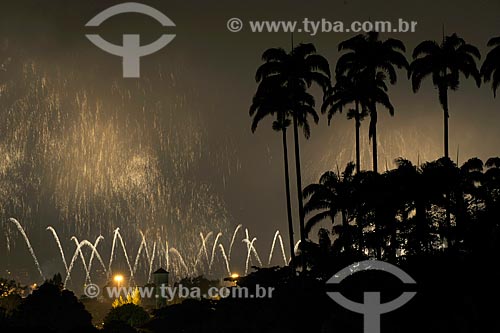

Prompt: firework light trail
xmin=0 ymin=41 xmax=237 ymax=281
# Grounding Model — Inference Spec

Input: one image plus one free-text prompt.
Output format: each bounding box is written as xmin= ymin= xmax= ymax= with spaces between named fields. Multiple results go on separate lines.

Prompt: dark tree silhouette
xmin=104 ymin=303 xmax=149 ymax=330
xmin=409 ymin=33 xmax=481 ymax=158
xmin=254 ymin=43 xmax=331 ymax=261
xmin=322 ymin=71 xmax=393 ymax=173
xmin=336 ymin=32 xmax=408 ymax=173
xmin=303 ymin=162 xmax=356 ymax=255
xmin=409 ymin=35 xmax=481 ymax=246
xmin=322 ymin=74 xmax=367 ymax=173
xmin=102 ymin=320 xmax=138 ymax=333
xmin=484 ymin=156 xmax=500 ymax=220
xmin=481 ymin=36 xmax=500 ymax=97
xmin=250 ymin=77 xmax=318 ymax=265
xmin=393 ymin=158 xmax=434 ymax=255
xmin=12 ymin=282 xmax=96 ymax=333
xmin=301 ymin=153 xmax=500 ymax=259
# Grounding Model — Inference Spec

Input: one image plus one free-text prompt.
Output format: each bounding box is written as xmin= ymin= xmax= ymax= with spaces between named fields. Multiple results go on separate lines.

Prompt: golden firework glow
xmin=113 ymin=274 xmax=124 ymax=284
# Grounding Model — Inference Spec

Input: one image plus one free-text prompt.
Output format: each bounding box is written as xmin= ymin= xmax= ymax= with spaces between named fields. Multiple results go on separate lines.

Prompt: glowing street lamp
xmin=113 ymin=274 xmax=124 ymax=287
xmin=223 ymin=272 xmax=240 ymax=286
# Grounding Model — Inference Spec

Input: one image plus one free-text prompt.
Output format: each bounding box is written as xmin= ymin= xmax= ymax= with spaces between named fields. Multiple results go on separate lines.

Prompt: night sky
xmin=1 ymin=0 xmax=499 ymax=281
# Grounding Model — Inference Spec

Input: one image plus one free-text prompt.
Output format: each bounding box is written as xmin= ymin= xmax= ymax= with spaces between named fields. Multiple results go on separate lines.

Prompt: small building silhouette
xmin=153 ymin=268 xmax=169 ymax=309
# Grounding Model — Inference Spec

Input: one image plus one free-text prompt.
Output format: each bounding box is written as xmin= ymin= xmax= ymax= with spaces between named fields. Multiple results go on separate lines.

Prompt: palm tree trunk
xmin=455 ymin=187 xmax=466 ymax=248
xmin=357 ymin=222 xmax=364 ymax=257
xmin=281 ymin=128 xmax=295 ymax=266
xmin=370 ymin=104 xmax=380 ymax=257
xmin=441 ymin=87 xmax=452 ymax=248
xmin=292 ymin=113 xmax=306 ymax=269
xmin=375 ymin=216 xmax=382 ymax=260
xmin=389 ymin=217 xmax=397 ymax=260
xmin=371 ymin=110 xmax=378 ymax=174
xmin=355 ymin=101 xmax=361 ymax=174
xmin=415 ymin=198 xmax=426 ymax=254
xmin=341 ymin=210 xmax=350 ymax=254
xmin=443 ymin=88 xmax=449 ymax=159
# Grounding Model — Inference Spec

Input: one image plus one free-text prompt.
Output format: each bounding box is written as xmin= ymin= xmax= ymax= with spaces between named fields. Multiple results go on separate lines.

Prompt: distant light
xmin=231 ymin=273 xmax=239 ymax=279
xmin=114 ymin=274 xmax=124 ymax=283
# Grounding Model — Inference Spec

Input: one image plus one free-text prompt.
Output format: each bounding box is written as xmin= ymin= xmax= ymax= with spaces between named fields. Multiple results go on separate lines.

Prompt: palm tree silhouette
xmin=410 ymin=34 xmax=480 ymax=245
xmin=409 ymin=33 xmax=481 ymax=158
xmin=250 ymin=77 xmax=317 ymax=265
xmin=255 ymin=44 xmax=331 ymax=260
xmin=481 ymin=36 xmax=500 ymax=97
xmin=303 ymin=163 xmax=356 ymax=254
xmin=336 ymin=32 xmax=408 ymax=173
xmin=322 ymin=71 xmax=393 ymax=173
xmin=322 ymin=74 xmax=366 ymax=174
xmin=300 ymin=151 xmax=500 ymax=263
